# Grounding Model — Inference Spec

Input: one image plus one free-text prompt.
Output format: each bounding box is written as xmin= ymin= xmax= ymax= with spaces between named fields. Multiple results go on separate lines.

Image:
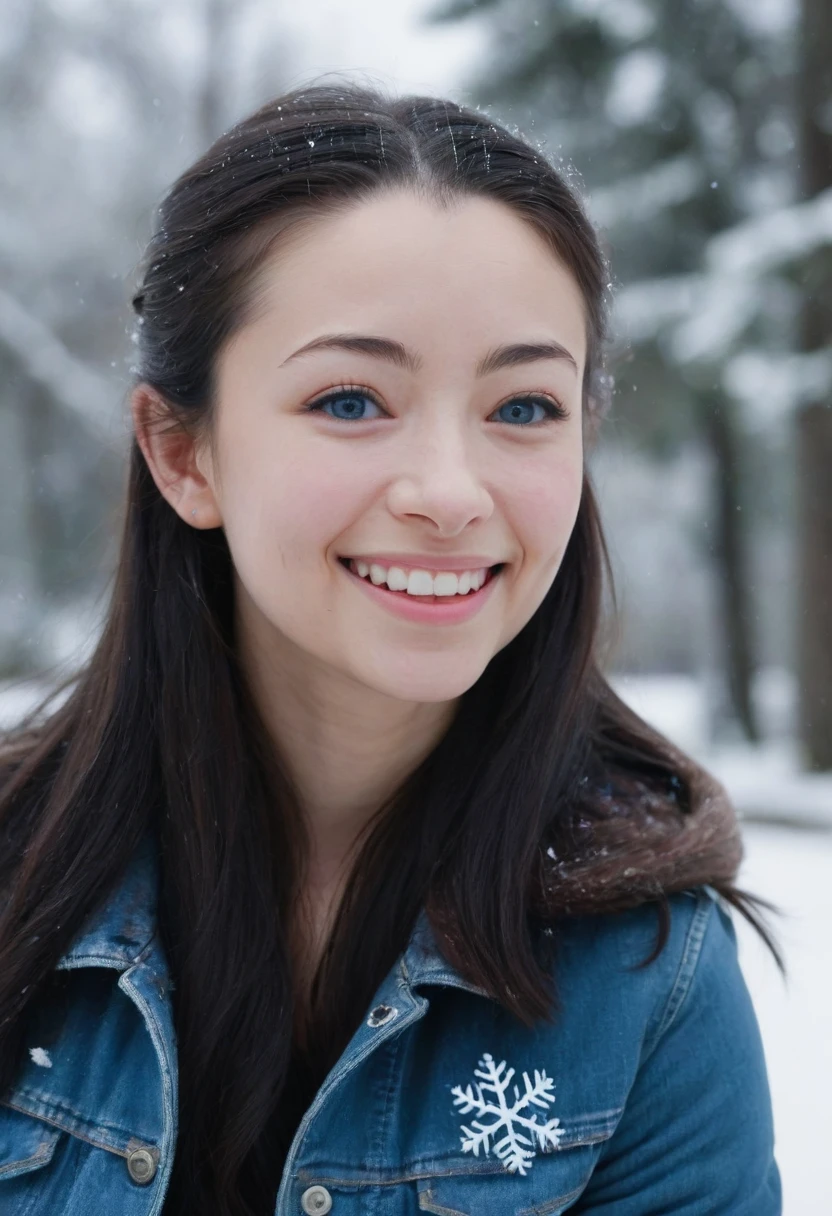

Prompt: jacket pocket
xmin=0 ymin=1099 xmax=165 ymax=1216
xmin=415 ymin=1107 xmax=621 ymax=1216
xmin=0 ymin=1103 xmax=63 ymax=1180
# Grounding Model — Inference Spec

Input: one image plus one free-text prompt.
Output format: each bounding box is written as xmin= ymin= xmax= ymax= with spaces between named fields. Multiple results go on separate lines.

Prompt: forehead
xmin=237 ymin=190 xmax=588 ymax=373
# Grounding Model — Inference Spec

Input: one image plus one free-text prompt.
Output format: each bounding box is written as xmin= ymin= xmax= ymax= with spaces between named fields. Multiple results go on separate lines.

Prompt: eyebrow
xmin=279 ymin=333 xmax=579 ymax=377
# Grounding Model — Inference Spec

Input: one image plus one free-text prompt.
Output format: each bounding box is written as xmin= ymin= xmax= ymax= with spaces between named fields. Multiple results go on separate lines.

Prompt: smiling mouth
xmin=338 ymin=557 xmax=505 ymax=601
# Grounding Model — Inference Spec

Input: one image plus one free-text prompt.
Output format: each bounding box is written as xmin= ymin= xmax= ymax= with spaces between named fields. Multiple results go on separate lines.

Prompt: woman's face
xmin=200 ymin=189 xmax=587 ymax=703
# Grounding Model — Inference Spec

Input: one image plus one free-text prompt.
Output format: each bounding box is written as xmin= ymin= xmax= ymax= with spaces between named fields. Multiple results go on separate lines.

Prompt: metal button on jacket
xmin=366 ymin=1003 xmax=397 ymax=1027
xmin=301 ymin=1184 xmax=333 ymax=1213
xmin=126 ymin=1147 xmax=157 ymax=1184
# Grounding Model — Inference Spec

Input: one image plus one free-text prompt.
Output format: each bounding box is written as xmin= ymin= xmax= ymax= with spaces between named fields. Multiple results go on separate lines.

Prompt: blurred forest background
xmin=0 ymin=0 xmax=830 ymax=778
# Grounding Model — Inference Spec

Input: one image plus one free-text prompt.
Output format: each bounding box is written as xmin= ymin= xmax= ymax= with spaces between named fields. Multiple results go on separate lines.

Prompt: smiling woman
xmin=0 ymin=81 xmax=781 ymax=1216
xmin=177 ymin=188 xmax=587 ymax=716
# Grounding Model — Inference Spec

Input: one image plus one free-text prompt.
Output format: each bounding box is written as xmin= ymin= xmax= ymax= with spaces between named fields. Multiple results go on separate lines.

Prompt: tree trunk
xmin=699 ymin=390 xmax=760 ymax=743
xmin=795 ymin=0 xmax=832 ymax=770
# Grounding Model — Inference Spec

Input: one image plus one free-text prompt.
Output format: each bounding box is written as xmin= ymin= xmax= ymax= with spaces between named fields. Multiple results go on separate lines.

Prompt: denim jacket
xmin=0 ymin=830 xmax=781 ymax=1215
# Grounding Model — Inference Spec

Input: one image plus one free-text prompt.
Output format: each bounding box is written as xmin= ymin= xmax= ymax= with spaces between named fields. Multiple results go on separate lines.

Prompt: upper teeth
xmin=349 ymin=560 xmax=491 ymax=596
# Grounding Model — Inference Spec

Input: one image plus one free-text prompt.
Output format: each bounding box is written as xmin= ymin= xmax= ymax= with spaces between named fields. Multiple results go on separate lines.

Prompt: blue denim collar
xmin=57 ymin=829 xmax=160 ymax=971
xmin=56 ymin=830 xmax=488 ymax=999
xmin=401 ymin=908 xmax=492 ymax=998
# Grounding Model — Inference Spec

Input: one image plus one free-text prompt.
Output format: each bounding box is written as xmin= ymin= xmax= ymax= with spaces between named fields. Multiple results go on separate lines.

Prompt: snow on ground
xmin=1 ymin=673 xmax=830 ymax=1209
xmin=736 ymin=825 xmax=831 ymax=1216
xmin=612 ymin=670 xmax=832 ymax=829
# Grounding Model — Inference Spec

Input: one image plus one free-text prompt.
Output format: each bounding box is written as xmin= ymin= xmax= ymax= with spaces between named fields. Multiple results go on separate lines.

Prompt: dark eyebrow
xmin=279 ymin=334 xmax=579 ymax=377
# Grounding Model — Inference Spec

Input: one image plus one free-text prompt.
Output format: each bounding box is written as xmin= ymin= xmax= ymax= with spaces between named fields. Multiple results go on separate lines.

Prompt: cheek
xmin=491 ymin=450 xmax=583 ymax=655
xmin=215 ymin=428 xmax=367 ymax=589
xmin=506 ymin=449 xmax=584 ymax=562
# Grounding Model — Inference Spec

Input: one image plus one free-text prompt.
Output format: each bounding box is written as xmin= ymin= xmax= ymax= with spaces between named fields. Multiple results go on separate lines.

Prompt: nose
xmin=385 ymin=413 xmax=494 ymax=537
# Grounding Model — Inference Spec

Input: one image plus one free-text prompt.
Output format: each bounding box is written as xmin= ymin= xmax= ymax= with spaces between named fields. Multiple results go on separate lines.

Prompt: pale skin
xmin=132 ymin=188 xmax=587 ymax=1010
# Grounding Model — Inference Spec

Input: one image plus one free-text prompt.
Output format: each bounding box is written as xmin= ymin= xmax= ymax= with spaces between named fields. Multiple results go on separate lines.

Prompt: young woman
xmin=0 ymin=82 xmax=781 ymax=1216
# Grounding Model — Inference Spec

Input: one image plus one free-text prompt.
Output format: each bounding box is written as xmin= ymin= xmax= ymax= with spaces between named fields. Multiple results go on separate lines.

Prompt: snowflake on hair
xmin=450 ymin=1052 xmax=564 ymax=1176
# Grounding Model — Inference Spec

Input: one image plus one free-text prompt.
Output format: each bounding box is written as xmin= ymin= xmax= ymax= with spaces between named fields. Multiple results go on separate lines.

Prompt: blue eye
xmin=306 ymin=388 xmax=384 ymax=421
xmin=493 ymin=396 xmax=567 ymax=425
xmin=306 ymin=387 xmax=568 ymax=425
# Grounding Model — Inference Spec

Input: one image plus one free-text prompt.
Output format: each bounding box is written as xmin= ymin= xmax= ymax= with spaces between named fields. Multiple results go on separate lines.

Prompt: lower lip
xmin=340 ymin=561 xmax=503 ymax=624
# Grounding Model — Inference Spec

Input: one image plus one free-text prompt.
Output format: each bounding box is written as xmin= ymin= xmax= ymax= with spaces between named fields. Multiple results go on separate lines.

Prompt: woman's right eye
xmin=305 ymin=387 xmax=387 ymax=422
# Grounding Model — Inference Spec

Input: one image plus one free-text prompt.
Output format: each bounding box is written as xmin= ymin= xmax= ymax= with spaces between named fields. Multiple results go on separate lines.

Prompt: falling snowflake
xmin=451 ymin=1052 xmax=564 ymax=1176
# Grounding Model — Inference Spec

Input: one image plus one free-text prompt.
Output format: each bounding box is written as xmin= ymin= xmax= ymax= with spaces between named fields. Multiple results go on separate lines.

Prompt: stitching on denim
xmin=0 ymin=1097 xmax=135 ymax=1158
xmin=296 ymin=1122 xmax=618 ymax=1190
xmin=118 ymin=969 xmax=177 ymax=1216
xmin=54 ymin=953 xmax=128 ymax=971
xmin=418 ymin=1188 xmax=467 ymax=1216
xmin=278 ymin=998 xmax=430 ymax=1206
xmin=0 ymin=1124 xmax=61 ymax=1177
xmin=556 ymin=1127 xmax=617 ymax=1149
xmin=296 ymin=1113 xmax=621 ymax=1186
xmin=417 ymin=1189 xmax=467 ymax=1216
xmin=561 ymin=1108 xmax=620 ymax=1123
xmin=1 ymin=1089 xmax=141 ymax=1148
xmin=299 ymin=1163 xmax=508 ymax=1187
xmin=518 ymin=1180 xmax=589 ymax=1216
xmin=399 ymin=940 xmax=491 ymax=998
xmin=646 ymin=890 xmax=713 ymax=1055
xmin=55 ymin=927 xmax=156 ymax=973
xmin=371 ymin=1035 xmax=401 ymax=1172
xmin=417 ymin=1174 xmax=591 ymax=1216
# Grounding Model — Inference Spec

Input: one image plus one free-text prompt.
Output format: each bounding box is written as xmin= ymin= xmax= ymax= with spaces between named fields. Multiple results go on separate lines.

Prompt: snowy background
xmin=1 ymin=0 xmax=830 ymax=1212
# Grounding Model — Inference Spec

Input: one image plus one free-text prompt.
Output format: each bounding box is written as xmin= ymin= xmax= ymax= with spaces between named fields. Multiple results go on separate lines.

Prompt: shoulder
xmin=552 ymin=886 xmax=728 ymax=1030
xmin=552 ymin=889 xmax=781 ymax=1213
xmin=638 ymin=886 xmax=747 ymax=1057
xmin=542 ymin=885 xmax=772 ymax=1093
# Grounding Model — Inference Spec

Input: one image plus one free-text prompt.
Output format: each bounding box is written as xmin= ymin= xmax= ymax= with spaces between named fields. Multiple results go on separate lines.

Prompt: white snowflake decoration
xmin=451 ymin=1052 xmax=564 ymax=1176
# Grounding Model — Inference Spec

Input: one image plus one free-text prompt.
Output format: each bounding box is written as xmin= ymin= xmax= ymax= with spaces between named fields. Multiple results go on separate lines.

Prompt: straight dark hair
xmin=0 ymin=80 xmax=779 ymax=1216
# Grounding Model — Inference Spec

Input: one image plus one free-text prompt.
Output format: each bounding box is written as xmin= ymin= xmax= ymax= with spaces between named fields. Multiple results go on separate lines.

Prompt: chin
xmin=357 ymin=654 xmax=492 ymax=704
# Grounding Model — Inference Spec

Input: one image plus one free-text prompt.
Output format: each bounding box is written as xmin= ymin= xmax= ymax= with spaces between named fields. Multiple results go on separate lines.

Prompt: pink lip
xmin=341 ymin=560 xmax=502 ymax=624
xmin=341 ymin=553 xmax=504 ymax=573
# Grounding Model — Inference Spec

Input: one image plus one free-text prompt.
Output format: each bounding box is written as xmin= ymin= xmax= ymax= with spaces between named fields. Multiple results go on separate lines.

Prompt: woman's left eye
xmin=305 ymin=387 xmax=568 ymax=426
xmin=492 ymin=395 xmax=568 ymax=425
xmin=306 ymin=387 xmax=385 ymax=421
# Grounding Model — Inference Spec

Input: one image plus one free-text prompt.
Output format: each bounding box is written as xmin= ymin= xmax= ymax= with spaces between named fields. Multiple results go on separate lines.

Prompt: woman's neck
xmin=236 ymin=597 xmax=457 ymax=893
xmin=253 ymin=649 xmax=455 ymax=1049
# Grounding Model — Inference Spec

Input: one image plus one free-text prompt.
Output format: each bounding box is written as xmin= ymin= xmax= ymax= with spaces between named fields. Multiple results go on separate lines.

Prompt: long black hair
xmin=0 ymin=80 xmax=777 ymax=1216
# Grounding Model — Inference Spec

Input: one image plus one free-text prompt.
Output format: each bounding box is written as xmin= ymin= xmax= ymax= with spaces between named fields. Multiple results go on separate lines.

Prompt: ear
xmin=130 ymin=383 xmax=223 ymax=529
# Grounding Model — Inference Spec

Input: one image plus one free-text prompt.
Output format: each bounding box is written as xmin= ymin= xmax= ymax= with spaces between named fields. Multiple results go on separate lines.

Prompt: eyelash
xmin=304 ymin=383 xmax=570 ymax=426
